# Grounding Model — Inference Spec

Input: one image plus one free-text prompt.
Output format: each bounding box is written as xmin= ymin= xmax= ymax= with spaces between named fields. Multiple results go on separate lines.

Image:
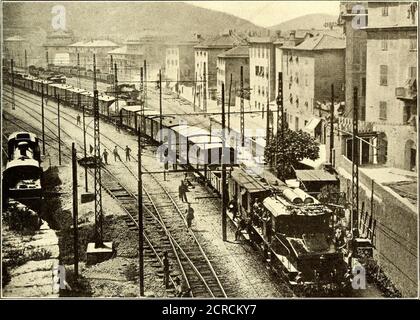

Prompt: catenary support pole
xmin=221 ymin=83 xmax=227 ymax=242
xmin=72 ymin=142 xmax=79 ymax=278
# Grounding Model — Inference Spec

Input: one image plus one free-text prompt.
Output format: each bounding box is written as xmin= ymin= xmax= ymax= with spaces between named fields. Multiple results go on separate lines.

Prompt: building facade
xmin=68 ymin=40 xmax=119 ymax=73
xmin=281 ymin=33 xmax=345 ymax=142
xmin=3 ymin=36 xmax=27 ymax=68
xmin=165 ymin=35 xmax=202 ymax=88
xmin=216 ymin=45 xmax=250 ymax=106
xmin=364 ymin=1 xmax=417 ymax=171
xmin=339 ymin=2 xmax=368 ymax=120
xmin=43 ymin=30 xmax=75 ymax=66
xmin=194 ymin=31 xmax=245 ymax=110
xmin=248 ymin=37 xmax=276 ymax=112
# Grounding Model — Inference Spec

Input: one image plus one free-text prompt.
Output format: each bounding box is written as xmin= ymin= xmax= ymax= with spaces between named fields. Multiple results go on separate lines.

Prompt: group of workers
xmin=85 ymin=144 xmax=132 ymax=165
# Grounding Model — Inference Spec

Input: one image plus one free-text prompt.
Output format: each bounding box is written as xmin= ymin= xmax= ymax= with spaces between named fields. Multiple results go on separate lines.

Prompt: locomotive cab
xmin=262 ymin=194 xmax=347 ymax=286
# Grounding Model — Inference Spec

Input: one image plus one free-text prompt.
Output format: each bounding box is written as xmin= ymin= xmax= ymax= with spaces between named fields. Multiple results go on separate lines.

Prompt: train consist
xmin=4 ymin=68 xmax=352 ymax=295
xmin=30 ymin=64 xmax=114 ymax=83
xmin=2 ymin=132 xmax=43 ymax=209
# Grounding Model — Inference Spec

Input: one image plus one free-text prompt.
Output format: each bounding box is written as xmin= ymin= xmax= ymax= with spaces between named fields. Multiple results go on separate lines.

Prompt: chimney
xmin=289 ymin=31 xmax=296 ymax=40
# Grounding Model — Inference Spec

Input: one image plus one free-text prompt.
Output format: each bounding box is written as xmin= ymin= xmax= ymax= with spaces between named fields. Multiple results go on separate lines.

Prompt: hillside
xmin=3 ymin=1 xmax=265 ymax=41
xmin=269 ymin=13 xmax=338 ymax=31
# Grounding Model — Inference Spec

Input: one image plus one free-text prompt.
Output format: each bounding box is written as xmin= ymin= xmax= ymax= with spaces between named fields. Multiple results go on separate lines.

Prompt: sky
xmin=190 ymin=1 xmax=340 ymax=27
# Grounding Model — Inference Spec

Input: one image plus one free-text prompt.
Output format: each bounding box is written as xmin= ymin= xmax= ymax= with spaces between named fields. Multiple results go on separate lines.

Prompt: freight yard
xmin=2 ymin=1 xmax=418 ymax=299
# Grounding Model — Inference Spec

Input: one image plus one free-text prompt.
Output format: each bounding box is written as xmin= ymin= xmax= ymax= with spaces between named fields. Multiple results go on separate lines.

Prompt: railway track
xmin=4 ymin=87 xmax=228 ymax=297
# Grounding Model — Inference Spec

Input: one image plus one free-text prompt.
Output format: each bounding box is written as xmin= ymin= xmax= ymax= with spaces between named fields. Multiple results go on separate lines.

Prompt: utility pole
xmin=114 ymin=63 xmax=119 ymax=127
xmin=159 ymin=69 xmax=163 ymax=143
xmin=139 ymin=66 xmax=144 ymax=134
xmin=110 ymin=55 xmax=113 ymax=76
xmin=41 ymin=83 xmax=45 ymax=155
xmin=221 ymin=83 xmax=227 ymax=242
xmin=24 ymin=49 xmax=27 ymax=72
xmin=351 ymin=86 xmax=359 ymax=237
xmin=77 ymin=53 xmax=81 ymax=89
xmin=240 ymin=66 xmax=244 ymax=147
xmin=276 ymin=72 xmax=284 ymax=179
xmin=330 ymin=84 xmax=335 ymax=165
xmin=93 ymin=54 xmax=104 ymax=247
xmin=203 ymin=62 xmax=207 ymax=114
xmin=11 ymin=59 xmax=15 ymax=110
xmin=227 ymin=73 xmax=233 ymax=132
xmin=193 ymin=73 xmax=197 ymax=112
xmin=46 ymin=51 xmax=49 ymax=68
xmin=143 ymin=60 xmax=147 ymax=110
xmin=72 ymin=142 xmax=79 ymax=278
xmin=138 ymin=91 xmax=145 ymax=297
xmin=266 ymin=95 xmax=270 ymax=145
xmin=82 ymin=101 xmax=88 ymax=192
xmin=57 ymin=95 xmax=62 ymax=166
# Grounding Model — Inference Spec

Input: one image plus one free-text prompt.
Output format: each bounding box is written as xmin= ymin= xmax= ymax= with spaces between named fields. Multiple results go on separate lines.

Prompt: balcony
xmin=395 ymin=86 xmax=417 ymax=100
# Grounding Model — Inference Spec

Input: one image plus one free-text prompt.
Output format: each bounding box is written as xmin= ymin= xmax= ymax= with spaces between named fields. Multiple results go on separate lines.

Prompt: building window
xmin=258 ymin=86 xmax=261 ymax=95
xmin=410 ymin=36 xmax=417 ymax=51
xmin=409 ymin=66 xmax=416 ymax=79
xmin=255 ymin=66 xmax=259 ymax=76
xmin=382 ymin=5 xmax=388 ymax=16
xmin=305 ymin=75 xmax=309 ymax=86
xmin=289 ymin=94 xmax=293 ymax=104
xmin=380 ymin=65 xmax=388 ymax=86
xmin=295 ymin=117 xmax=299 ymax=130
xmin=379 ymin=101 xmax=387 ymax=120
xmin=381 ymin=36 xmax=388 ymax=51
xmin=305 ymin=101 xmax=309 ymax=109
xmin=296 ymin=96 xmax=299 ymax=107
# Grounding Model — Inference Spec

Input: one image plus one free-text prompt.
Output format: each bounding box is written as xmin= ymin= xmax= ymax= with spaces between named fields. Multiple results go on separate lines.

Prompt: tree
xmin=264 ymin=128 xmax=319 ymax=180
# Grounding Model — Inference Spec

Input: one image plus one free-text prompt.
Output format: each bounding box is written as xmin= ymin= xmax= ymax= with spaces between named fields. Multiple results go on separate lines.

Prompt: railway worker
xmin=174 ymin=277 xmax=182 ymax=297
xmin=185 ymin=203 xmax=194 ymax=228
xmin=162 ymin=251 xmax=170 ymax=289
xmin=76 ymin=114 xmax=81 ymax=126
xmin=102 ymin=149 xmax=109 ymax=165
xmin=125 ymin=145 xmax=132 ymax=161
xmin=113 ymin=146 xmax=122 ymax=162
xmin=179 ymin=180 xmax=188 ymax=203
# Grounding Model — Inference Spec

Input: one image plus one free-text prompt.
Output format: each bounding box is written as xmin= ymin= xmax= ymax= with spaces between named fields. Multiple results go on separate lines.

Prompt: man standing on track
xmin=186 ymin=203 xmax=194 ymax=228
xmin=76 ymin=114 xmax=81 ymax=126
xmin=125 ymin=145 xmax=132 ymax=161
xmin=113 ymin=146 xmax=122 ymax=162
xmin=102 ymin=149 xmax=109 ymax=165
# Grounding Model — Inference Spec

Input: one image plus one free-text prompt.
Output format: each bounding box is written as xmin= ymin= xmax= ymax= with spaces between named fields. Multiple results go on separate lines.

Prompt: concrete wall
xmin=373 ymin=122 xmax=417 ymax=171
xmin=336 ymin=156 xmax=418 ymax=297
